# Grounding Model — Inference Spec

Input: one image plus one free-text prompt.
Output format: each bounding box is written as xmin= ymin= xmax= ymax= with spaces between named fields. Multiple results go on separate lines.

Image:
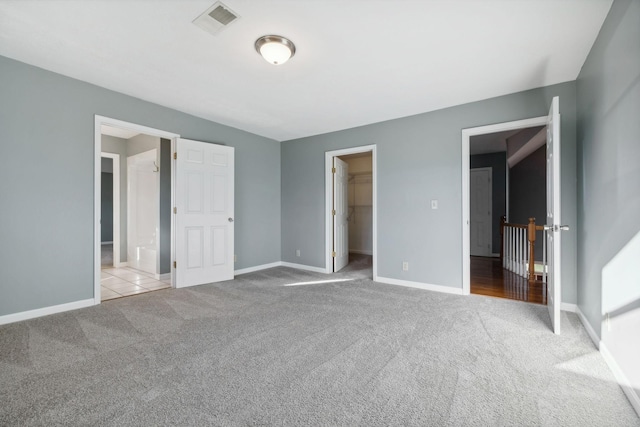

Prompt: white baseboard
xmin=561 ymin=302 xmax=577 ymax=313
xmin=491 ymin=253 xmax=500 ymax=258
xmin=235 ymin=262 xmax=283 ymax=276
xmin=375 ymin=276 xmax=464 ymax=295
xmin=349 ymin=249 xmax=373 ymax=255
xmin=101 ymin=241 xmax=113 ymax=245
xmin=575 ymin=305 xmax=600 ymax=349
xmin=115 ymin=261 xmax=128 ymax=268
xmin=0 ymin=299 xmax=95 ymax=326
xmin=155 ymin=273 xmax=171 ymax=281
xmin=281 ymin=262 xmax=328 ymax=274
xmin=600 ymin=341 xmax=640 ymax=417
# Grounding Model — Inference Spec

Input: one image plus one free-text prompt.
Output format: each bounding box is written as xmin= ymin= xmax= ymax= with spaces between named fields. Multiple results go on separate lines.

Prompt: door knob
xmin=551 ymin=224 xmax=570 ymax=231
xmin=228 ymin=218 xmax=234 ymax=222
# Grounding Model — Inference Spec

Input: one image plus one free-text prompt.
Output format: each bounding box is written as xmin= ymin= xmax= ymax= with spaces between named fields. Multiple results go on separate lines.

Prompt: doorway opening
xmin=94 ymin=117 xmax=179 ymax=303
xmin=325 ymin=145 xmax=377 ymax=279
xmin=468 ymin=124 xmax=548 ymax=304
xmin=462 ymin=116 xmax=550 ymax=304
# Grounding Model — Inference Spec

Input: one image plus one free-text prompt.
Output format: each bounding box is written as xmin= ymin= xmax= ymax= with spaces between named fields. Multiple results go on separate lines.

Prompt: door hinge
xmin=332 ymin=209 xmax=336 ymax=216
xmin=173 ymin=261 xmax=177 ymax=268
xmin=331 ymin=251 xmax=336 ymax=257
xmin=173 ymin=207 xmax=177 ymax=214
xmin=332 ymin=167 xmax=336 ymax=173
xmin=173 ymin=152 xmax=177 ymax=160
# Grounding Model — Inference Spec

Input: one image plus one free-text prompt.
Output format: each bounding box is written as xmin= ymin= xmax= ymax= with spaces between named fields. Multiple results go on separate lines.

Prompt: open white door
xmin=333 ymin=157 xmax=349 ymax=272
xmin=470 ymin=168 xmax=492 ymax=257
xmin=175 ymin=138 xmax=234 ymax=288
xmin=546 ymin=96 xmax=565 ymax=335
xmin=127 ymin=149 xmax=159 ymax=275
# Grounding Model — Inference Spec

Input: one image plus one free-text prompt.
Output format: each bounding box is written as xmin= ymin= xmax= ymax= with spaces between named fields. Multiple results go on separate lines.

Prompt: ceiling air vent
xmin=193 ymin=2 xmax=240 ymax=35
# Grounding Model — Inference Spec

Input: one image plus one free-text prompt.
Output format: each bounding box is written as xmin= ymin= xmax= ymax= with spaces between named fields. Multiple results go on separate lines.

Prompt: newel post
xmin=500 ymin=215 xmax=506 ymax=261
xmin=528 ymin=218 xmax=536 ymax=281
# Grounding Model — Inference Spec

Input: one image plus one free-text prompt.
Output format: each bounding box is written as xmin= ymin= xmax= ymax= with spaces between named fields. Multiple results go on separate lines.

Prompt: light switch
xmin=431 ymin=199 xmax=438 ymax=210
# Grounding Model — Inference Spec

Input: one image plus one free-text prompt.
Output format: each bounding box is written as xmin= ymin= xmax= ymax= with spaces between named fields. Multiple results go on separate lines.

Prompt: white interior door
xmin=333 ymin=157 xmax=349 ymax=272
xmin=546 ymin=96 xmax=562 ymax=335
xmin=127 ymin=149 xmax=159 ymax=274
xmin=470 ymin=168 xmax=492 ymax=257
xmin=175 ymin=138 xmax=234 ymax=288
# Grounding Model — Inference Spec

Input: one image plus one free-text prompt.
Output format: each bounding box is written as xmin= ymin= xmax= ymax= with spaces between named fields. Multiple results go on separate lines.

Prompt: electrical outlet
xmin=296 ymin=249 xmax=301 ymax=257
xmin=431 ymin=199 xmax=438 ymax=210
xmin=402 ymin=261 xmax=409 ymax=271
xmin=234 ymin=254 xmax=237 ymax=263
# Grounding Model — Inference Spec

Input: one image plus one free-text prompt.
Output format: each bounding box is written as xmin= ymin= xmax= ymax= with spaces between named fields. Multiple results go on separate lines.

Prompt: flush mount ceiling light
xmin=255 ymin=35 xmax=296 ymax=65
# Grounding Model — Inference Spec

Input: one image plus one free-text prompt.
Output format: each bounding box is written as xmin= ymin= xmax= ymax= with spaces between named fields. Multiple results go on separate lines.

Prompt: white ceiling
xmin=0 ymin=0 xmax=612 ymax=141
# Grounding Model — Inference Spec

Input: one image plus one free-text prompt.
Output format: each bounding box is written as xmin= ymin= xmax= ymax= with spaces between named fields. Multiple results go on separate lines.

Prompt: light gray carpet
xmin=1 ymin=257 xmax=638 ymax=426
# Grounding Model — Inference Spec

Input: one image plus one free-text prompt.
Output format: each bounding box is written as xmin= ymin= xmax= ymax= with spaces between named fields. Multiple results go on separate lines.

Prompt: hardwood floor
xmin=470 ymin=256 xmax=547 ymax=305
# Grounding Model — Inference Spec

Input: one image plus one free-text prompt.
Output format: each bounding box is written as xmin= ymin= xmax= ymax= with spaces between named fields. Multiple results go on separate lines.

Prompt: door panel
xmin=547 ymin=96 xmax=562 ymax=335
xmin=176 ymin=139 xmax=234 ymax=288
xmin=470 ymin=168 xmax=492 ymax=257
xmin=333 ymin=157 xmax=349 ymax=272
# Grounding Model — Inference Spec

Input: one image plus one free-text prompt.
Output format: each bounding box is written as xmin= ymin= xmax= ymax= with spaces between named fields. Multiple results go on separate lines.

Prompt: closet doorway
xmin=325 ymin=145 xmax=377 ymax=279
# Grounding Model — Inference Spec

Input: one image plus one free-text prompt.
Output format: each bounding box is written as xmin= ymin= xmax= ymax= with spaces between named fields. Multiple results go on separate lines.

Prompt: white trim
xmin=561 ymin=302 xmax=577 ymax=313
xmin=491 ymin=253 xmax=500 ymax=258
xmin=574 ymin=306 xmax=640 ymax=417
xmin=281 ymin=262 xmax=328 ymax=274
xmin=462 ymin=116 xmax=548 ymax=296
xmin=95 ymin=115 xmax=179 ymax=305
xmin=600 ymin=342 xmax=640 ymax=417
xmin=100 ymin=152 xmax=120 ymax=269
xmin=325 ymin=145 xmax=377 ymax=278
xmin=155 ymin=273 xmax=171 ymax=281
xmin=375 ymin=276 xmax=464 ymax=295
xmin=101 ymin=241 xmax=113 ymax=245
xmin=234 ymin=262 xmax=283 ymax=275
xmin=170 ymin=138 xmax=177 ymax=289
xmin=116 ymin=261 xmax=128 ymax=268
xmin=576 ymin=306 xmax=600 ymax=349
xmin=0 ymin=299 xmax=94 ymax=326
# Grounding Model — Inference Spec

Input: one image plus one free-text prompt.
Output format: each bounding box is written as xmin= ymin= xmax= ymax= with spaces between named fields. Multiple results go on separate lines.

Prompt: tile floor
xmin=101 ymin=267 xmax=171 ymax=301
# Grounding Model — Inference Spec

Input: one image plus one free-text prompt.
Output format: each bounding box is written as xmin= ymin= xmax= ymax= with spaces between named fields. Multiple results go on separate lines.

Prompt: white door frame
xmin=461 ymin=116 xmax=547 ymax=295
xmin=100 ymin=152 xmax=120 ymax=268
xmin=325 ymin=145 xmax=377 ymax=279
xmin=94 ymin=115 xmax=179 ymax=305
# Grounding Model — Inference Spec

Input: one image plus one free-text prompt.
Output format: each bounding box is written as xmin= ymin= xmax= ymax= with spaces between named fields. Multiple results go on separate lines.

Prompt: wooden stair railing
xmin=500 ymin=216 xmax=545 ymax=282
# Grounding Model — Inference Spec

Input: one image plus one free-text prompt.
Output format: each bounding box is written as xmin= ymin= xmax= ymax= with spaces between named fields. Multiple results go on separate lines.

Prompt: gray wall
xmin=101 ymin=157 xmax=113 ymax=173
xmin=100 ymin=171 xmax=113 ymax=243
xmin=470 ymin=152 xmax=506 ymax=254
xmin=101 ymin=135 xmax=128 ymax=262
xmin=282 ymin=81 xmax=577 ymax=304
xmin=509 ymin=146 xmax=546 ymax=261
xmin=0 ymin=55 xmax=281 ymax=317
xmin=576 ymin=0 xmax=640 ymax=399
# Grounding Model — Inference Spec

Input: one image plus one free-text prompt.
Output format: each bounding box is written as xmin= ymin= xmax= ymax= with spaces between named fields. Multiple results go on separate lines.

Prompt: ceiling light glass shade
xmin=255 ymin=35 xmax=296 ymax=65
